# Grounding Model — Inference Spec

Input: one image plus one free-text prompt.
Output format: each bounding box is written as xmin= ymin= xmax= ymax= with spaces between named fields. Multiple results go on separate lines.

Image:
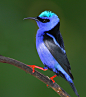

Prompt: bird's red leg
xmin=27 ymin=65 xmax=48 ymax=73
xmin=47 ymin=75 xmax=57 ymax=86
xmin=50 ymin=75 xmax=57 ymax=83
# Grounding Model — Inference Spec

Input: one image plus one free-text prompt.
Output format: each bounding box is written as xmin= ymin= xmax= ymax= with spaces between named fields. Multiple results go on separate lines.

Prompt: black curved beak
xmin=23 ymin=17 xmax=39 ymax=21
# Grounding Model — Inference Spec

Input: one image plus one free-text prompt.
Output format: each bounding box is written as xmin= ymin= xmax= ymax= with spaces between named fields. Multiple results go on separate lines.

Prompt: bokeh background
xmin=0 ymin=0 xmax=85 ymax=97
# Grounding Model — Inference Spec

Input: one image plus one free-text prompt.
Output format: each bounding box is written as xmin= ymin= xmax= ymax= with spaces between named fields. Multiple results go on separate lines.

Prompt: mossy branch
xmin=0 ymin=55 xmax=71 ymax=97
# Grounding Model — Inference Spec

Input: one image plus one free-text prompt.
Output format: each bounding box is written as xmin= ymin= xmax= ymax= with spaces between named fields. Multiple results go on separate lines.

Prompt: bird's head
xmin=24 ymin=11 xmax=60 ymax=31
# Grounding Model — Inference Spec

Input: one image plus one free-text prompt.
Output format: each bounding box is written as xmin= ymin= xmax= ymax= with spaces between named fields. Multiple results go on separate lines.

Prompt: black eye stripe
xmin=37 ymin=17 xmax=50 ymax=23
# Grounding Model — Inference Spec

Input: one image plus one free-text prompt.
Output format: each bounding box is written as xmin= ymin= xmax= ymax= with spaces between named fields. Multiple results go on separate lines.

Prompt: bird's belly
xmin=36 ymin=38 xmax=57 ymax=70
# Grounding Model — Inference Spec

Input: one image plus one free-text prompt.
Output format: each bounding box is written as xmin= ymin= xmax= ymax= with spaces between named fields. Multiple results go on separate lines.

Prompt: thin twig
xmin=0 ymin=55 xmax=71 ymax=97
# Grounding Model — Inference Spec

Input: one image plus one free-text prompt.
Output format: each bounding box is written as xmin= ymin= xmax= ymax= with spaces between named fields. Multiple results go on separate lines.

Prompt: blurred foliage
xmin=0 ymin=0 xmax=85 ymax=97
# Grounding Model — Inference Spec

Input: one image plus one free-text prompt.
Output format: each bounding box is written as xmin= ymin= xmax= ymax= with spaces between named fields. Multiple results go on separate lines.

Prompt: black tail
xmin=58 ymin=71 xmax=79 ymax=96
xmin=69 ymin=82 xmax=80 ymax=97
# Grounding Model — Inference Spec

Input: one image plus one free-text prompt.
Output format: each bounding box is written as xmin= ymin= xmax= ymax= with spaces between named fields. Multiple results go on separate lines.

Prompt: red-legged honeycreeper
xmin=24 ymin=11 xmax=79 ymax=97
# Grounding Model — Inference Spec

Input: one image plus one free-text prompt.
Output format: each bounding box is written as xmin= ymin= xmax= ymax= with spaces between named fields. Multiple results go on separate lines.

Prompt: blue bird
xmin=24 ymin=11 xmax=79 ymax=97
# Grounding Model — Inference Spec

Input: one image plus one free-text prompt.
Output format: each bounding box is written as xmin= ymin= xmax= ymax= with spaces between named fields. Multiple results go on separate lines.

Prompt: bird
xmin=24 ymin=10 xmax=79 ymax=97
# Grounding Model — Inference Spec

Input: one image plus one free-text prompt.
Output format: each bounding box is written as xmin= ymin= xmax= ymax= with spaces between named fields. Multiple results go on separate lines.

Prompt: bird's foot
xmin=50 ymin=75 xmax=57 ymax=83
xmin=47 ymin=75 xmax=57 ymax=86
xmin=27 ymin=65 xmax=48 ymax=73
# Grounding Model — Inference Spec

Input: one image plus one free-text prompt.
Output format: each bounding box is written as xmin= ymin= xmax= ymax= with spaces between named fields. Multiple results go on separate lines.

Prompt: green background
xmin=0 ymin=0 xmax=85 ymax=97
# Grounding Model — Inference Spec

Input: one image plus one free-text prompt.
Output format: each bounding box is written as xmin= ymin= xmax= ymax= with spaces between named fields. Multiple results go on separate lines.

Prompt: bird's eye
xmin=37 ymin=17 xmax=50 ymax=23
xmin=43 ymin=19 xmax=47 ymax=23
xmin=42 ymin=19 xmax=50 ymax=23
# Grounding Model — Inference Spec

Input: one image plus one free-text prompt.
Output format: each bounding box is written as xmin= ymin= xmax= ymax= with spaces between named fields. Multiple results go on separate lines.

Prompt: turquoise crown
xmin=39 ymin=11 xmax=56 ymax=18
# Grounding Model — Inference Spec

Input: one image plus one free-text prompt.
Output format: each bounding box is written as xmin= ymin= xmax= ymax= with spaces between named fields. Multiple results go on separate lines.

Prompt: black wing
xmin=43 ymin=23 xmax=74 ymax=80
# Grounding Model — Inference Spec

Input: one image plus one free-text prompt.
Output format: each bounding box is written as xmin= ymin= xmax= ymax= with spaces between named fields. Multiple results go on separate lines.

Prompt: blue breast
xmin=36 ymin=30 xmax=56 ymax=69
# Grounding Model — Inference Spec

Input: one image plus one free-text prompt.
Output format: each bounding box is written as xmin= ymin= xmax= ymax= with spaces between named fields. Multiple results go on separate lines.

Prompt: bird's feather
xmin=43 ymin=23 xmax=74 ymax=80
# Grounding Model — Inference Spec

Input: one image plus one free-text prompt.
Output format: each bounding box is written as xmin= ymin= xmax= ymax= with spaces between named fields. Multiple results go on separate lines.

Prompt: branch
xmin=0 ymin=55 xmax=71 ymax=97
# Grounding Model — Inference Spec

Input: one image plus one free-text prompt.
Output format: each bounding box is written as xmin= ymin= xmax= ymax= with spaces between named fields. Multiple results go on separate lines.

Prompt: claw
xmin=27 ymin=65 xmax=48 ymax=73
xmin=50 ymin=75 xmax=57 ymax=83
xmin=47 ymin=75 xmax=57 ymax=86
